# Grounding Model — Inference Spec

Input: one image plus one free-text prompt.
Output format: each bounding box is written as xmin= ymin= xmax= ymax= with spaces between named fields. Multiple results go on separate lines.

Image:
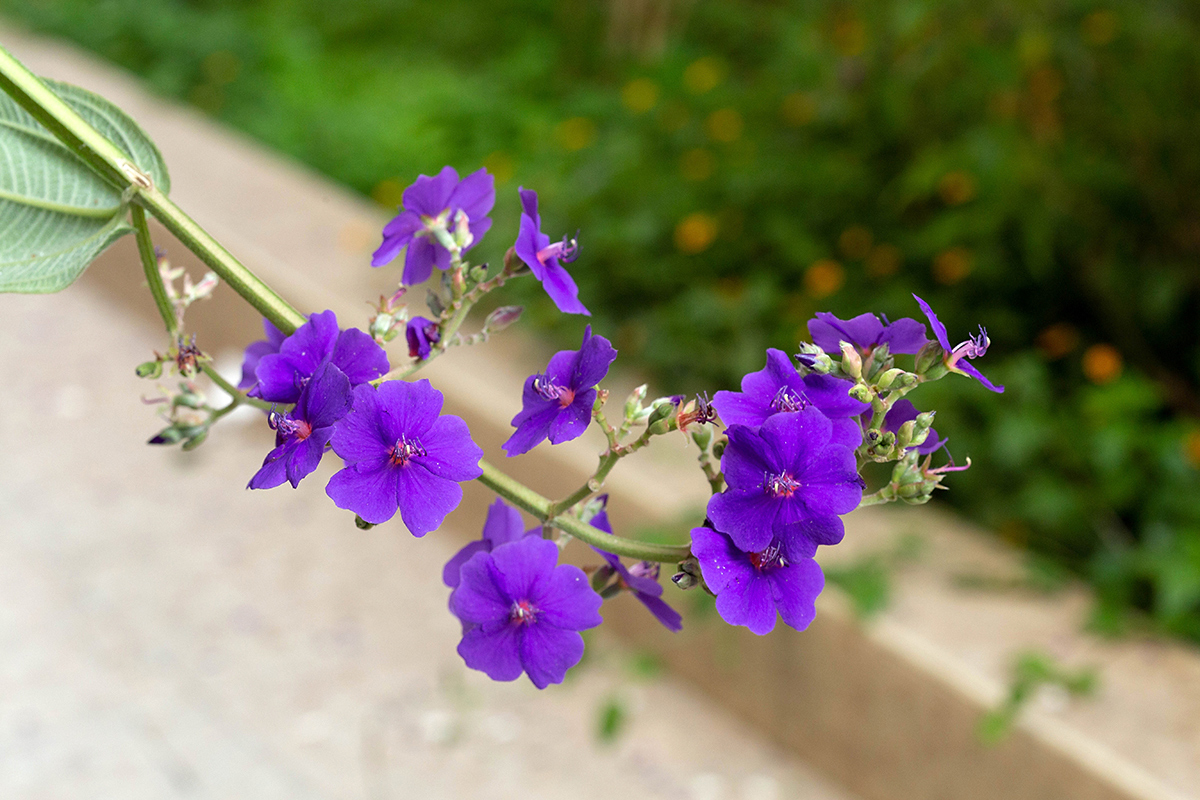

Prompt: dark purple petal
xmin=769 ymin=559 xmax=824 ymax=631
xmin=331 ymin=328 xmax=390 ymax=386
xmin=417 ymin=414 xmax=484 ymax=482
xmin=571 ymin=328 xmax=616 ymax=389
xmin=547 ymin=390 xmax=594 ymax=444
xmin=800 ymin=373 xmax=870 ymax=419
xmin=689 ymin=526 xmax=749 ymax=595
xmin=483 ymin=497 xmax=527 ymax=548
xmin=780 ymin=514 xmax=844 ymax=560
xmin=795 ymin=446 xmax=863 ymax=515
xmin=490 ymin=536 xmax=558 ymax=600
xmin=458 ymin=621 xmax=524 ymax=682
xmin=325 ymin=463 xmax=399 ymax=524
xmin=830 ymin=417 xmax=865 ymax=449
xmin=879 ymin=317 xmax=928 ymax=355
xmin=758 ymin=408 xmax=833 ymax=475
xmin=443 ymin=540 xmax=489 ymax=588
xmin=502 ymin=400 xmax=560 ymax=456
xmin=238 ymin=321 xmax=284 ymax=390
xmin=451 ymin=550 xmax=511 ymax=623
xmin=535 ymin=564 xmax=604 ymax=631
xmin=374 ymin=379 xmax=442 ymax=441
xmin=297 ymin=363 xmax=352 ymax=429
xmin=402 ymin=166 xmax=458 ymax=216
xmin=448 ymin=168 xmax=495 ymax=221
xmin=808 ymin=312 xmax=883 ymax=353
xmin=466 ymin=217 xmax=492 ymax=252
xmin=540 ymin=263 xmax=589 ymax=316
xmin=636 ymin=593 xmax=684 ymax=632
xmin=402 ymin=237 xmax=438 ymax=286
xmin=394 ymin=465 xmax=462 ymax=536
xmin=715 ymin=566 xmax=778 ymax=635
xmin=253 ymin=310 xmax=339 ymax=403
xmin=706 ymin=490 xmax=778 ymax=554
xmin=372 ymin=212 xmax=422 ymax=268
xmin=520 ymin=623 xmax=587 ymax=689
xmin=718 ymin=425 xmax=776 ymax=489
xmin=247 ymin=446 xmax=290 ymax=490
xmin=912 ymin=294 xmax=952 ymax=350
xmin=710 ymin=388 xmax=768 ymax=428
xmin=957 ymin=360 xmax=1005 ymax=393
xmin=515 ymin=211 xmax=545 ymax=278
xmin=330 ymin=384 xmax=392 ymax=469
xmin=285 ymin=435 xmax=328 ymax=488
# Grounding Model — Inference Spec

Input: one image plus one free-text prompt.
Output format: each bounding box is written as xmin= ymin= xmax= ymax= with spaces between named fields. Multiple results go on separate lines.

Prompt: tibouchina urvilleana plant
xmin=0 ymin=49 xmax=1002 ymax=690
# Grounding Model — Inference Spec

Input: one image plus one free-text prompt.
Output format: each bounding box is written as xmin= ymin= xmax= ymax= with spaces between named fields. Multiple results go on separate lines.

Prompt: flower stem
xmin=130 ymin=205 xmax=179 ymax=336
xmin=200 ymin=362 xmax=272 ymax=412
xmin=0 ymin=47 xmax=306 ymax=334
xmin=477 ymin=459 xmax=692 ymax=563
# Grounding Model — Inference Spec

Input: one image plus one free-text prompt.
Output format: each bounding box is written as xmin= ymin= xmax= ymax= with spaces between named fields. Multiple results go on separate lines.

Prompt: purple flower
xmin=443 ymin=498 xmax=532 ymax=588
xmin=589 ymin=497 xmax=682 ymax=632
xmin=248 ymin=363 xmax=352 ymax=490
xmin=406 ymin=316 xmax=440 ymax=361
xmin=450 ymin=535 xmax=603 ymax=689
xmin=502 ymin=326 xmax=616 ymax=457
xmin=690 ymin=526 xmax=824 ymax=635
xmin=711 ymin=348 xmax=867 ymax=447
xmin=864 ymin=398 xmax=944 ymax=455
xmin=238 ymin=318 xmax=286 ymax=390
xmin=372 ymin=166 xmax=495 ymax=286
xmin=912 ymin=294 xmax=1005 ymax=393
xmin=326 ymin=379 xmax=483 ymax=534
xmin=252 ymin=310 xmax=390 ymax=404
xmin=514 ymin=188 xmax=589 ymax=316
xmin=807 ymin=311 xmax=927 ymax=356
xmin=707 ymin=407 xmax=863 ymax=561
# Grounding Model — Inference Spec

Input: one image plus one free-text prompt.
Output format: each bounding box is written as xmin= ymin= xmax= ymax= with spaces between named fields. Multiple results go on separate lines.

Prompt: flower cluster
xmin=223 ymin=165 xmax=1005 ymax=689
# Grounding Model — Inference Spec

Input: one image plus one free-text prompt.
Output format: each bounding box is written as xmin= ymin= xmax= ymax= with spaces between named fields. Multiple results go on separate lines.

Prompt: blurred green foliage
xmin=6 ymin=0 xmax=1200 ymax=639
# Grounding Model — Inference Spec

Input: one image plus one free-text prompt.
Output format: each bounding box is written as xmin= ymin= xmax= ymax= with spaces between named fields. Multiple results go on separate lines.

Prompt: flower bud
xmin=181 ymin=428 xmax=209 ymax=451
xmin=691 ymin=425 xmax=714 ymax=451
xmin=468 ymin=264 xmax=488 ymax=283
xmin=894 ymin=419 xmax=917 ymax=451
xmin=796 ymin=342 xmax=835 ymax=374
xmin=503 ymin=245 xmax=524 ymax=274
xmin=915 ymin=340 xmax=948 ymax=378
xmin=848 ymin=383 xmax=873 ymax=404
xmin=484 ymin=305 xmax=523 ymax=332
xmin=876 ymin=368 xmax=917 ymax=391
xmin=839 ymin=341 xmax=863 ymax=380
xmin=136 ymin=360 xmax=163 ymax=379
xmin=354 ymin=515 xmax=376 ymax=530
xmin=450 ymin=266 xmax=467 ymax=297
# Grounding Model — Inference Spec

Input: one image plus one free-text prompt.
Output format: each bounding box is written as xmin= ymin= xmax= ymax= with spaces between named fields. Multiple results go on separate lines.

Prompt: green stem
xmin=130 ymin=205 xmax=178 ymax=335
xmin=858 ymin=488 xmax=897 ymax=507
xmin=201 ymin=363 xmax=273 ymax=412
xmin=477 ymin=460 xmax=692 ymax=563
xmin=0 ymin=46 xmax=306 ymax=334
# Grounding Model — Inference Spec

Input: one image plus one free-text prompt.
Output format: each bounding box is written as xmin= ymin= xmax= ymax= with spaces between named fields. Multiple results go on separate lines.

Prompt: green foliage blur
xmin=6 ymin=0 xmax=1200 ymax=639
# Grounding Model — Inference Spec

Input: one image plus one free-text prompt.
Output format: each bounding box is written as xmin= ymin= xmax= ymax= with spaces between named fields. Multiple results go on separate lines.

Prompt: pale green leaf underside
xmin=0 ymin=78 xmax=170 ymax=293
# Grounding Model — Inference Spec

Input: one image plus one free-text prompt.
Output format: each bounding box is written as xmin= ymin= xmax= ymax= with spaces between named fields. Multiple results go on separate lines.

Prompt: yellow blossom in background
xmin=556 ymin=117 xmax=596 ymax=151
xmin=805 ymin=259 xmax=844 ymax=298
xmin=838 ymin=225 xmax=873 ymax=259
xmin=1082 ymin=343 xmax=1123 ymax=384
xmin=705 ymin=108 xmax=743 ymax=143
xmin=1083 ymin=10 xmax=1118 ymax=46
xmin=933 ymin=247 xmax=973 ymax=284
xmin=683 ymin=56 xmax=724 ymax=94
xmin=1036 ymin=323 xmax=1080 ymax=360
xmin=483 ymin=151 xmax=515 ymax=185
xmin=675 ymin=213 xmax=719 ymax=254
xmin=1184 ymin=430 xmax=1200 ymax=469
xmin=679 ymin=148 xmax=715 ymax=181
xmin=780 ymin=91 xmax=816 ymax=126
xmin=371 ymin=178 xmax=405 ymax=209
xmin=622 ymin=78 xmax=659 ymax=113
xmin=865 ymin=243 xmax=902 ymax=277
xmin=938 ymin=171 xmax=977 ymax=205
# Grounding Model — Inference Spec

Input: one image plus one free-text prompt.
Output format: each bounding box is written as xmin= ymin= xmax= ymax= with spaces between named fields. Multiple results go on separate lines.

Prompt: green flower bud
xmin=468 ymin=264 xmax=488 ymax=283
xmin=354 ymin=515 xmax=376 ymax=530
xmin=848 ymin=383 xmax=873 ymax=403
xmin=623 ymin=384 xmax=649 ymax=422
xmin=136 ymin=360 xmax=163 ymax=379
xmin=181 ymin=429 xmax=209 ymax=451
xmin=915 ymin=340 xmax=948 ymax=377
xmin=839 ymin=341 xmax=863 ymax=380
xmin=691 ymin=424 xmax=714 ymax=451
xmin=484 ymin=305 xmax=523 ymax=332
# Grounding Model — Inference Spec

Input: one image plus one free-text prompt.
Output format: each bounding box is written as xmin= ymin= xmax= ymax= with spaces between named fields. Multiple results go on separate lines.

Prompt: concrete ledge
xmin=4 ymin=21 xmax=1198 ymax=800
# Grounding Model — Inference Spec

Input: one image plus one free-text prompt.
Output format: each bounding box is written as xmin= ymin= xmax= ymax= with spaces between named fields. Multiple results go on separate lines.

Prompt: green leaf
xmin=0 ymin=78 xmax=169 ymax=293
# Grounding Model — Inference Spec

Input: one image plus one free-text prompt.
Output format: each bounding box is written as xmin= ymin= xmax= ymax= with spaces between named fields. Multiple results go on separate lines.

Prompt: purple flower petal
xmin=912 ymin=294 xmax=951 ymax=351
xmin=402 ymin=237 xmax=439 ymax=286
xmin=880 ymin=317 xmax=929 ymax=355
xmin=458 ymin=620 xmax=524 ymax=682
xmin=417 ymin=415 xmax=485 ymax=482
xmin=490 ymin=535 xmax=559 ymax=600
xmin=451 ymin=550 xmax=512 ymax=623
xmin=520 ymin=623 xmax=586 ymax=689
xmin=957 ymin=360 xmax=1005 ymax=393
xmin=706 ymin=489 xmax=778 ymax=554
xmin=536 ymin=564 xmax=605 ymax=631
xmin=716 ymin=565 xmax=778 ymax=635
xmin=443 ymin=540 xmax=489 ymax=589
xmin=374 ymin=379 xmax=443 ymax=440
xmin=332 ymin=328 xmax=391 ymax=386
xmin=770 ymin=559 xmax=824 ymax=631
xmin=326 ymin=464 xmax=399 ymax=524
xmin=448 ymin=168 xmax=495 ymax=222
xmin=403 ymin=166 xmax=459 ymax=216
xmin=394 ymin=465 xmax=462 ymax=537
xmin=547 ymin=391 xmax=594 ymax=444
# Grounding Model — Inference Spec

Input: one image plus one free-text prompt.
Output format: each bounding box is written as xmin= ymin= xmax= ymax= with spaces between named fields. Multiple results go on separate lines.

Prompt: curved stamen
xmin=509 ymin=598 xmax=539 ymax=625
xmin=769 ymin=385 xmax=808 ymax=413
xmin=389 ymin=435 xmax=426 ymax=467
xmin=536 ymin=230 xmax=581 ymax=266
xmin=764 ymin=472 xmax=801 ymax=498
xmin=268 ymin=411 xmax=312 ymax=441
xmin=532 ymin=375 xmax=576 ymax=407
xmin=748 ymin=541 xmax=787 ymax=571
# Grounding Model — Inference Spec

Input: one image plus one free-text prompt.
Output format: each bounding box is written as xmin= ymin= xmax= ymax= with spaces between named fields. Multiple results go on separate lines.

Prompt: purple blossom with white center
xmin=707 ymin=407 xmax=864 ymax=562
xmin=514 ymin=188 xmax=589 ymax=316
xmin=912 ymin=294 xmax=1005 ymax=393
xmin=807 ymin=311 xmax=928 ymax=356
xmin=248 ymin=363 xmax=352 ymax=490
xmin=689 ymin=525 xmax=824 ymax=635
xmin=711 ymin=348 xmax=868 ymax=448
xmin=502 ymin=325 xmax=616 ymax=457
xmin=450 ymin=535 xmax=603 ymax=689
xmin=326 ymin=379 xmax=483 ymax=535
xmin=238 ymin=318 xmax=285 ymax=390
xmin=862 ymin=398 xmax=945 ymax=455
xmin=443 ymin=497 xmax=532 ymax=588
xmin=406 ymin=316 xmax=440 ymax=361
xmin=372 ymin=166 xmax=495 ymax=286
xmin=589 ymin=496 xmax=682 ymax=632
xmin=251 ymin=310 xmax=390 ymax=404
